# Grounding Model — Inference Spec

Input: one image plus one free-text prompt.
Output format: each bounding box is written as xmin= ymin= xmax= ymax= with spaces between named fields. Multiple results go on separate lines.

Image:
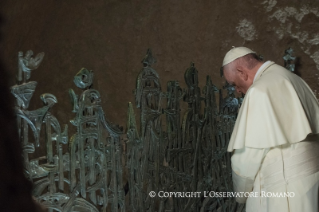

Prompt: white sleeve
xmin=231 ymin=146 xmax=269 ymax=203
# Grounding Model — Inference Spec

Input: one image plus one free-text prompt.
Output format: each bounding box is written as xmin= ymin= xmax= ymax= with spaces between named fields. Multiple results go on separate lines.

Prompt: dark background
xmin=2 ymin=0 xmax=319 ymax=130
xmin=1 ymin=1 xmax=319 ymax=210
xmin=0 ymin=1 xmax=319 ymax=170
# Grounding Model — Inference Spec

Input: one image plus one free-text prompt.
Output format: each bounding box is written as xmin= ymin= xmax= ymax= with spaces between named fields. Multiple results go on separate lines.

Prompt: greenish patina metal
xmin=69 ymin=68 xmax=125 ymax=212
xmin=11 ymin=51 xmax=69 ymax=212
xmin=127 ymin=49 xmax=244 ymax=212
xmin=12 ymin=52 xmax=125 ymax=212
xmin=13 ymin=48 xmax=253 ymax=212
xmin=283 ymin=47 xmax=296 ymax=72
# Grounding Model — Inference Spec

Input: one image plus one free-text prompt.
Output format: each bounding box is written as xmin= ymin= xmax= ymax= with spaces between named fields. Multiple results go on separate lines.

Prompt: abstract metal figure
xmin=17 ymin=50 xmax=45 ymax=83
xmin=12 ymin=52 xmax=125 ymax=212
xmin=69 ymin=68 xmax=124 ymax=212
xmin=127 ymin=49 xmax=244 ymax=212
xmin=13 ymin=49 xmax=252 ymax=212
xmin=126 ymin=102 xmax=143 ymax=212
xmin=130 ymin=49 xmax=164 ymax=211
xmin=11 ymin=51 xmax=69 ymax=212
xmin=283 ymin=47 xmax=296 ymax=72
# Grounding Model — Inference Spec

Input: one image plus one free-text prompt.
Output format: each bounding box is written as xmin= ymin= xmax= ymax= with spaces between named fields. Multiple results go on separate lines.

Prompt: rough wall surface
xmin=2 ymin=1 xmax=319 ymax=211
xmin=2 ymin=0 xmax=319 ymax=135
xmin=2 ymin=0 xmax=319 ymax=128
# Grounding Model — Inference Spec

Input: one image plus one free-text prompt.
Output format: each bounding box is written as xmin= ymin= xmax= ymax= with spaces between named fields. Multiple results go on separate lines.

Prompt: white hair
xmin=223 ymin=53 xmax=260 ymax=74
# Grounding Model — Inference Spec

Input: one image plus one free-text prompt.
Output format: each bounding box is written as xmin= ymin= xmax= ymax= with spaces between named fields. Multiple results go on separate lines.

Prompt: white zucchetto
xmin=222 ymin=46 xmax=255 ymax=66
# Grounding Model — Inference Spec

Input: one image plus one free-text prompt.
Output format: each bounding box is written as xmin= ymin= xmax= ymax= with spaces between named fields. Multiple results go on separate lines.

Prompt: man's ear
xmin=236 ymin=65 xmax=248 ymax=81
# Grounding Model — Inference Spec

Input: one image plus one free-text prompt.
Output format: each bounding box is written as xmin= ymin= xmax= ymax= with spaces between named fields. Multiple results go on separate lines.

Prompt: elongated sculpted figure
xmin=222 ymin=47 xmax=319 ymax=212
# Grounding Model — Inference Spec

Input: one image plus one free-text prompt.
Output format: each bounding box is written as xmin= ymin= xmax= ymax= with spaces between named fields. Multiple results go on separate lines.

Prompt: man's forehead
xmin=223 ymin=67 xmax=232 ymax=78
xmin=223 ymin=67 xmax=235 ymax=84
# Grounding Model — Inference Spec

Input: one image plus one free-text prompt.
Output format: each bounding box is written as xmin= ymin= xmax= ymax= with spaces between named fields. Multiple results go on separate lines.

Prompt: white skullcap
xmin=222 ymin=46 xmax=255 ymax=66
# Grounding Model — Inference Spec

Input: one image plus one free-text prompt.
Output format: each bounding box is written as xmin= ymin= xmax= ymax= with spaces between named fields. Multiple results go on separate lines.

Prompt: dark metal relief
xmin=127 ymin=50 xmax=243 ymax=212
xmin=12 ymin=52 xmax=125 ymax=212
xmin=12 ymin=49 xmax=243 ymax=211
xmin=283 ymin=47 xmax=296 ymax=72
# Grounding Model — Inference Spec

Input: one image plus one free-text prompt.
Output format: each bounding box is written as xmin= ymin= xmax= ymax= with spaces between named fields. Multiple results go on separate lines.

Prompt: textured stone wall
xmin=2 ymin=0 xmax=319 ymax=135
xmin=2 ymin=1 xmax=319 ymax=211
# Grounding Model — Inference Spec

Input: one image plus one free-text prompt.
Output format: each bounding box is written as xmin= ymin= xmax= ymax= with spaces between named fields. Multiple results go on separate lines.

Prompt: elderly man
xmin=222 ymin=47 xmax=319 ymax=212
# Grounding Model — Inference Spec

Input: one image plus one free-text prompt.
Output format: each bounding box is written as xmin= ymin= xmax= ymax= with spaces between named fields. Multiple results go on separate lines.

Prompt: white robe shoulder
xmin=228 ymin=63 xmax=319 ymax=151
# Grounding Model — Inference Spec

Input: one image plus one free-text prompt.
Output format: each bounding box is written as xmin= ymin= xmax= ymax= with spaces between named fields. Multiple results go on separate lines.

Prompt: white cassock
xmin=228 ymin=61 xmax=319 ymax=212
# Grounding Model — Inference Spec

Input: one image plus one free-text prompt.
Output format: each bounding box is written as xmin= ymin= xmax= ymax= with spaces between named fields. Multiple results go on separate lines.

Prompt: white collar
xmin=253 ymin=61 xmax=271 ymax=82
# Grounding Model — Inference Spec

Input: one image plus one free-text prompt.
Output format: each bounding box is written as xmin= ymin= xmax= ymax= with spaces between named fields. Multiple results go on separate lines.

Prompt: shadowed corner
xmin=294 ymin=56 xmax=302 ymax=77
xmin=0 ymin=3 xmax=47 ymax=212
xmin=0 ymin=0 xmax=7 ymax=42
